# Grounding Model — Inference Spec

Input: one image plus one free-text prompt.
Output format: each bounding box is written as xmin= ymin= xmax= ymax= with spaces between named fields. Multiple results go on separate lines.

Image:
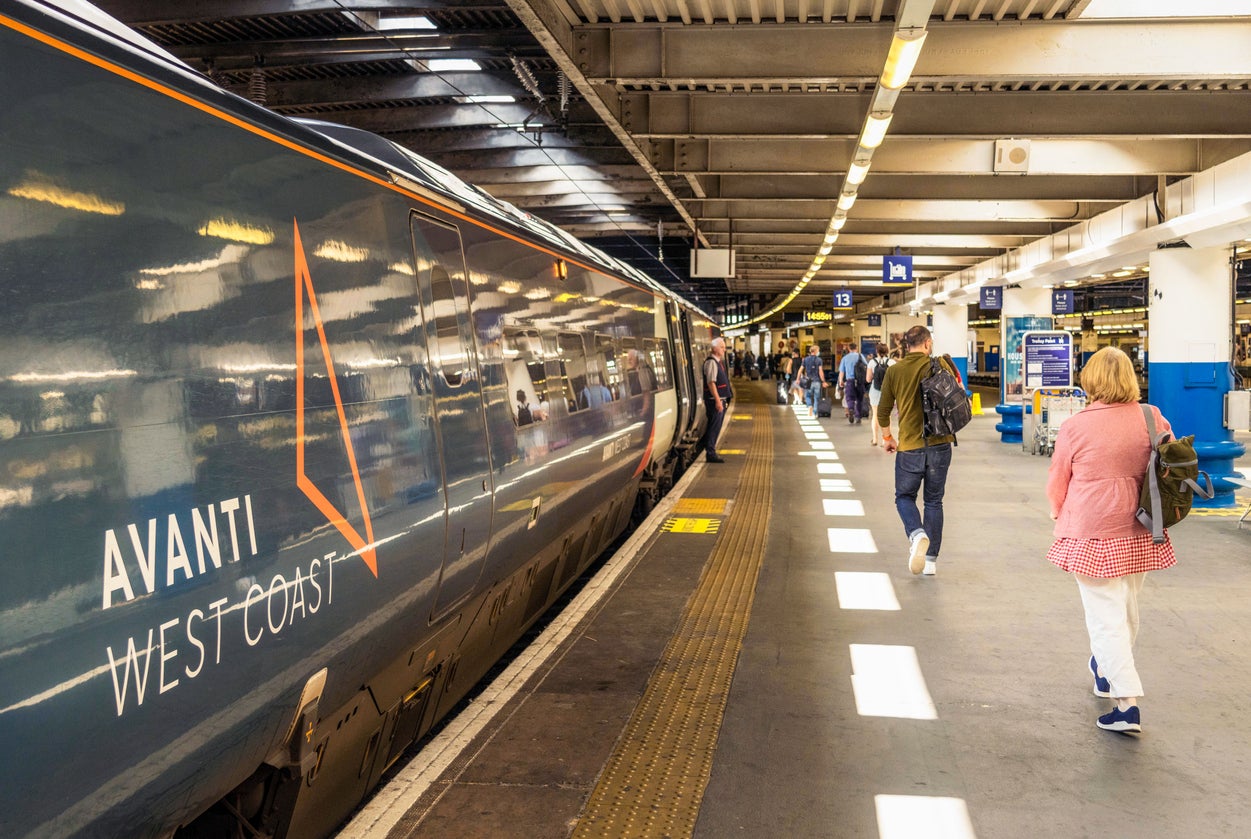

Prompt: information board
xmin=980 ymin=286 xmax=1002 ymax=310
xmin=1023 ymin=330 xmax=1073 ymax=390
xmin=1002 ymin=316 xmax=1053 ymax=402
xmin=1051 ymin=289 xmax=1075 ymax=315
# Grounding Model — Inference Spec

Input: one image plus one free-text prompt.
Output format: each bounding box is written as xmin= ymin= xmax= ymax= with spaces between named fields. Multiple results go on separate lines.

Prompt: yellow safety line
xmin=573 ymin=396 xmax=772 ymax=837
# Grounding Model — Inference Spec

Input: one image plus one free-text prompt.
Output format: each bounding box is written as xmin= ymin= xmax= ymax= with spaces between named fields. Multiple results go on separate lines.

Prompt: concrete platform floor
xmin=351 ymin=383 xmax=1251 ymax=839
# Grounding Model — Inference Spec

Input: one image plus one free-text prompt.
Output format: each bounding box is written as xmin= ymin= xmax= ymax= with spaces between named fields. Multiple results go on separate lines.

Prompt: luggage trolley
xmin=1029 ymin=387 xmax=1086 ymax=456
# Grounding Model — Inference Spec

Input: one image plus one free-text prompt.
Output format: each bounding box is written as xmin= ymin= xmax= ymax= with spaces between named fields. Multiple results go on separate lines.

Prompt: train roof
xmin=20 ymin=0 xmax=710 ymax=319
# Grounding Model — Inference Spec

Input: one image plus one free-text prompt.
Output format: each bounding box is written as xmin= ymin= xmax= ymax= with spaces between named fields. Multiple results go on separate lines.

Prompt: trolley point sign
xmin=1022 ymin=330 xmax=1074 ymax=390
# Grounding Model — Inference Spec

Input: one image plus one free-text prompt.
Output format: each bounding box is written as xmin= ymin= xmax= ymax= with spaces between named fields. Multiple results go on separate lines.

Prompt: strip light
xmin=880 ymin=29 xmax=928 ymax=89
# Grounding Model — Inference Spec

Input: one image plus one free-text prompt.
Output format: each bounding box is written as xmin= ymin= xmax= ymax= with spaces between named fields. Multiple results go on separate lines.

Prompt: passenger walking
xmin=1045 ymin=347 xmax=1175 ymax=734
xmin=837 ymin=344 xmax=865 ymax=424
xmin=877 ymin=326 xmax=957 ymax=577
xmin=799 ymin=344 xmax=826 ymax=417
xmin=867 ymin=342 xmax=892 ymax=445
xmin=788 ymin=350 xmax=804 ymax=405
xmin=701 ymin=337 xmax=731 ymax=463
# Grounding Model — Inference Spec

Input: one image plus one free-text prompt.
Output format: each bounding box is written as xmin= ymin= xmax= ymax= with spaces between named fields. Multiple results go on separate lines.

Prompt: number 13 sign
xmin=833 ymin=288 xmax=853 ymax=309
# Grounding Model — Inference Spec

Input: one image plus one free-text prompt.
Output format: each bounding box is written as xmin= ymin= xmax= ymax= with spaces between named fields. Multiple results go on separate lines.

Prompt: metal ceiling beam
xmin=652 ymin=138 xmax=1251 ymax=177
xmin=422 ymin=145 xmax=635 ymax=169
xmin=167 ymin=32 xmax=540 ymax=63
xmin=92 ymin=0 xmax=498 ymax=24
xmin=689 ymin=199 xmax=1088 ymax=221
xmin=302 ymin=100 xmax=597 ymax=132
xmin=687 ymin=174 xmax=1148 ymax=202
xmin=579 ymin=20 xmax=1251 ymax=85
xmin=262 ymin=72 xmax=529 ymax=107
xmin=384 ymin=125 xmax=621 ymax=152
xmin=625 ymin=91 xmax=1251 ymax=138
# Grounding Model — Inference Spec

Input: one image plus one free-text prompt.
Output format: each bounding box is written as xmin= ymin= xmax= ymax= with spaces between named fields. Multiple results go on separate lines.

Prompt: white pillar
xmin=932 ymin=303 xmax=970 ymax=385
xmin=1148 ymin=247 xmax=1245 ymax=507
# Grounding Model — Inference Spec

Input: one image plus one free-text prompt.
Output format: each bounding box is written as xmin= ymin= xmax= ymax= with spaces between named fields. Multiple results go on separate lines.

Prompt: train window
xmin=646 ymin=338 xmax=672 ymax=389
xmin=549 ymin=333 xmax=584 ymax=413
xmin=411 ymin=215 xmax=474 ymax=389
xmin=504 ymin=329 xmax=548 ymax=426
xmin=594 ymin=334 xmax=622 ymax=401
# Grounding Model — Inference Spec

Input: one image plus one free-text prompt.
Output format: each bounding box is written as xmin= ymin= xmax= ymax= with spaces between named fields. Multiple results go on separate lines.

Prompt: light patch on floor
xmin=827 ymin=527 xmax=877 ymax=553
xmin=874 ymin=795 xmax=976 ymax=839
xmin=834 ymin=572 xmax=900 ymax=611
xmin=800 ymin=451 xmax=840 ymax=460
xmin=808 ymin=441 xmax=835 ymax=449
xmin=817 ymin=462 xmax=847 ymax=474
xmin=820 ymin=479 xmax=855 ymax=492
xmin=823 ymin=499 xmax=864 ymax=516
xmin=849 ymin=645 xmax=937 ymax=720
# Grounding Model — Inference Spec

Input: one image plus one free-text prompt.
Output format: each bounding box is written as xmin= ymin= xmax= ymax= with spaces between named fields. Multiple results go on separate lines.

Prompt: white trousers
xmin=1074 ymin=573 xmax=1146 ymax=699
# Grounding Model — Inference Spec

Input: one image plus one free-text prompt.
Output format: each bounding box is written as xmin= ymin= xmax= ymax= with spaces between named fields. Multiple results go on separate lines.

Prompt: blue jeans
xmin=805 ymin=381 xmax=823 ymax=409
xmin=702 ymin=398 xmax=725 ymax=457
xmin=894 ymin=443 xmax=952 ymax=559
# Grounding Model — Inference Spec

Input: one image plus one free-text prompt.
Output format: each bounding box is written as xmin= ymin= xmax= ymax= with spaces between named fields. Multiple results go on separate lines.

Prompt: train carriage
xmin=0 ymin=2 xmax=714 ymax=836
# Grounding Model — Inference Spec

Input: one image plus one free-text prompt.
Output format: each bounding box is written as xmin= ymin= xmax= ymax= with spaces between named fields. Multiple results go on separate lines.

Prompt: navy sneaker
xmin=1096 ymin=705 xmax=1141 ymax=733
xmin=1089 ymin=656 xmax=1111 ymax=698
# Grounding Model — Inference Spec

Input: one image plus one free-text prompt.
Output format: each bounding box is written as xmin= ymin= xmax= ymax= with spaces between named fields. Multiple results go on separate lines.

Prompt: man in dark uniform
xmin=701 ymin=337 xmax=731 ymax=463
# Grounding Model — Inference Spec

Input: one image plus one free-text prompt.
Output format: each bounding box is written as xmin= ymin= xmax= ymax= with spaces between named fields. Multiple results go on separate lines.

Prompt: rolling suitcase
xmin=817 ymin=394 xmax=833 ymax=417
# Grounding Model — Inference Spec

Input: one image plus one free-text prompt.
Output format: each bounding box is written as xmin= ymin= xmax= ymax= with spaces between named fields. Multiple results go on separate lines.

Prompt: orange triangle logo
xmin=293 ymin=220 xmax=378 ymax=576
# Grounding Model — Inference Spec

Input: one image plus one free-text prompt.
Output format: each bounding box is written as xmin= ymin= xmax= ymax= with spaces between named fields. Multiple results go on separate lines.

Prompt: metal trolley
xmin=1027 ymin=387 xmax=1086 ymax=456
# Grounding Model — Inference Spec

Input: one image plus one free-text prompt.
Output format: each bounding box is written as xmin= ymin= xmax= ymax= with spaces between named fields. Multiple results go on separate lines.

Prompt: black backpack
xmin=871 ymin=357 xmax=889 ymax=390
xmin=919 ymin=356 xmax=972 ymax=440
xmin=1135 ymin=405 xmax=1214 ymax=543
xmin=852 ymin=354 xmax=868 ymax=388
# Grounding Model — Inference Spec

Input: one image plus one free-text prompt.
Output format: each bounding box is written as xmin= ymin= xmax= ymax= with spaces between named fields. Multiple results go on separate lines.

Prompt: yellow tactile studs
xmin=673 ymin=498 xmax=729 ymax=516
xmin=1189 ymin=496 xmax=1251 ymax=517
xmin=660 ymin=517 xmax=722 ymax=534
xmin=573 ymin=400 xmax=774 ymax=839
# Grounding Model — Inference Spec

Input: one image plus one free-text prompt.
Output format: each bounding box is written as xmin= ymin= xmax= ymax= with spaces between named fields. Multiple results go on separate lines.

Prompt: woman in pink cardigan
xmin=1046 ymin=347 xmax=1174 ymax=734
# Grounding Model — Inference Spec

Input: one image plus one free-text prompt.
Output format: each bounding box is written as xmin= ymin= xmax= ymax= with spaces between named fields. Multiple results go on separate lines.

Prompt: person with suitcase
xmin=798 ymin=344 xmax=827 ymax=417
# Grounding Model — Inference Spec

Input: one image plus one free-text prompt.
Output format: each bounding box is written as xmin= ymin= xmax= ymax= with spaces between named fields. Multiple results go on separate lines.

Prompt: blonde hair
xmin=1080 ymin=347 xmax=1140 ymax=404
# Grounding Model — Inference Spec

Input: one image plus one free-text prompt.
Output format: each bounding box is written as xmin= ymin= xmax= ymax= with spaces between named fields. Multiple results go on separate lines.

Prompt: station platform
xmin=341 ymin=381 xmax=1251 ymax=839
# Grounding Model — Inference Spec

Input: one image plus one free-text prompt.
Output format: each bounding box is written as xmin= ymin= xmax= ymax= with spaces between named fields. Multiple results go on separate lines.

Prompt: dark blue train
xmin=0 ymin=2 xmax=717 ymax=835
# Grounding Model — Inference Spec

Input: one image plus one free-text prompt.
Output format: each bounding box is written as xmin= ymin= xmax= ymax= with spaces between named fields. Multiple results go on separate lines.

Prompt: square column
xmin=1148 ymin=247 xmax=1245 ymax=507
xmin=932 ymin=303 xmax=970 ymax=387
xmin=994 ymin=287 xmax=1054 ymax=444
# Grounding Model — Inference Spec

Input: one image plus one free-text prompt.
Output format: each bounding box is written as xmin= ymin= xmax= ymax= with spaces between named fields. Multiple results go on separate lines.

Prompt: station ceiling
xmin=92 ymin=0 xmax=1251 ymax=318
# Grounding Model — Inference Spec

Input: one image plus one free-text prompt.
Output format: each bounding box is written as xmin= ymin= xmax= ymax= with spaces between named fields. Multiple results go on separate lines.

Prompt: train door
xmin=666 ymin=300 xmax=693 ymax=437
xmin=410 ymin=213 xmax=494 ymax=619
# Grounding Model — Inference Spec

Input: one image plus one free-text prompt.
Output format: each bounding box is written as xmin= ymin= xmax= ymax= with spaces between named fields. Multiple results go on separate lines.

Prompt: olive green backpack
xmin=1135 ymin=405 xmax=1214 ymax=543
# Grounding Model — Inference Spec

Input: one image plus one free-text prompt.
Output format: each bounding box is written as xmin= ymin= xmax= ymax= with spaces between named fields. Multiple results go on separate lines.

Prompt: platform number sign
xmin=832 ymin=288 xmax=854 ymax=310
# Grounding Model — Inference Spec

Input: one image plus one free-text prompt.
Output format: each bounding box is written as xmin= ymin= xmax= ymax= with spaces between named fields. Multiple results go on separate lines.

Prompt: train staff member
xmin=1046 ymin=347 xmax=1175 ymax=734
xmin=877 ymin=326 xmax=957 ymax=578
xmin=701 ymin=337 xmax=731 ymax=463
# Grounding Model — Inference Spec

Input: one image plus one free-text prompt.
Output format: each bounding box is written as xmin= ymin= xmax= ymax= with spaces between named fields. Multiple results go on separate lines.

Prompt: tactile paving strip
xmin=572 ymin=397 xmax=773 ymax=838
xmin=672 ymin=498 xmax=729 ymax=516
xmin=1188 ymin=495 xmax=1251 ymax=517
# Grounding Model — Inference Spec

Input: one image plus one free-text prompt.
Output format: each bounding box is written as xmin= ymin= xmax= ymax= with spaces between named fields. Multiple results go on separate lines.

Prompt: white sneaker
xmin=922 ymin=559 xmax=937 ymax=576
xmin=908 ymin=531 xmax=929 ymax=575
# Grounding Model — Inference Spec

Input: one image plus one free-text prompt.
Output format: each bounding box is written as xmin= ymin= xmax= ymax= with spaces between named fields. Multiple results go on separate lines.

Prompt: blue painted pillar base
xmin=1148 ymin=363 xmax=1247 ymax=509
xmin=1194 ymin=440 xmax=1247 ymax=509
xmin=950 ymin=356 xmax=970 ymax=395
xmin=994 ymin=403 xmax=1023 ymax=444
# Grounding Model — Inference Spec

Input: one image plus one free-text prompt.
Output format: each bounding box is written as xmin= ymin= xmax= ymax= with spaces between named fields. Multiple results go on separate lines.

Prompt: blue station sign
xmin=979 ymin=285 xmax=1002 ymax=310
xmin=868 ymin=313 xmax=882 ymax=327
xmin=883 ymin=254 xmax=913 ymax=286
xmin=1051 ymin=289 xmax=1075 ymax=315
xmin=832 ymin=288 xmax=854 ymax=309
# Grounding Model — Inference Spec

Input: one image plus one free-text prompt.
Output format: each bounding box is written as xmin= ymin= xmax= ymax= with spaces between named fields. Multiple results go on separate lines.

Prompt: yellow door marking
xmin=661 ymin=517 xmax=722 ymax=534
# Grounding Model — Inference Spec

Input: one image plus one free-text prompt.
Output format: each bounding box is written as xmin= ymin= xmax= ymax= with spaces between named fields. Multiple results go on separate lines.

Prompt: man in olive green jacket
xmin=876 ymin=325 xmax=958 ymax=578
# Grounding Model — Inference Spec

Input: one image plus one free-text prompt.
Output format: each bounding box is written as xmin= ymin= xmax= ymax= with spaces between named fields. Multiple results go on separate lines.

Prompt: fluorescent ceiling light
xmin=860 ymin=112 xmax=894 ymax=149
xmin=823 ymin=233 xmax=839 ymax=245
xmin=819 ymin=243 xmax=833 ymax=256
xmin=429 ymin=59 xmax=481 ymax=71
xmin=837 ymin=192 xmax=857 ymax=211
xmin=378 ymin=15 xmax=436 ymax=30
xmin=846 ymin=160 xmax=871 ymax=185
xmin=830 ymin=216 xmax=847 ymax=230
xmin=880 ymin=29 xmax=928 ymax=90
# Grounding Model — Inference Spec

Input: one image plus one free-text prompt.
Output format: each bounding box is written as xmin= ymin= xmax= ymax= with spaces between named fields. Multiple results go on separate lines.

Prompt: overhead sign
xmin=1051 ymin=289 xmax=1075 ymax=315
xmin=1023 ymin=331 xmax=1074 ymax=390
xmin=868 ymin=313 xmax=882 ymax=327
xmin=832 ymin=288 xmax=854 ymax=309
xmin=883 ymin=255 xmax=913 ymax=286
xmin=806 ymin=311 xmax=833 ymax=322
xmin=980 ymin=286 xmax=1002 ymax=310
